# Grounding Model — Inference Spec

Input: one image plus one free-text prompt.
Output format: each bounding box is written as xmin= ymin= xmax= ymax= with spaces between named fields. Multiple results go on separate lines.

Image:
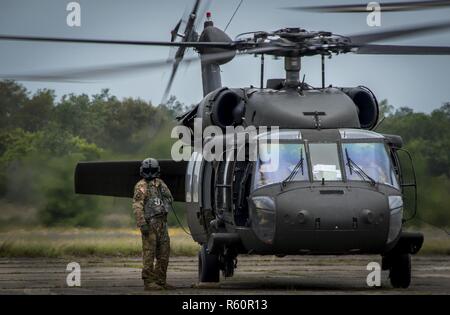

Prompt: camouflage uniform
xmin=132 ymin=178 xmax=173 ymax=287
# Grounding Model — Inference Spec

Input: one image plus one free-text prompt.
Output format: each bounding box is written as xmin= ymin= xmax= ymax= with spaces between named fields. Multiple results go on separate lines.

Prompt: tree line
xmin=0 ymin=80 xmax=448 ymax=229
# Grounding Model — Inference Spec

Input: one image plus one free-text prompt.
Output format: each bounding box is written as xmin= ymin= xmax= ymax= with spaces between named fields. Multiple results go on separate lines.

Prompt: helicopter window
xmin=309 ymin=143 xmax=343 ymax=181
xmin=342 ymin=142 xmax=399 ymax=188
xmin=254 ymin=142 xmax=309 ymax=188
xmin=339 ymin=129 xmax=384 ymax=139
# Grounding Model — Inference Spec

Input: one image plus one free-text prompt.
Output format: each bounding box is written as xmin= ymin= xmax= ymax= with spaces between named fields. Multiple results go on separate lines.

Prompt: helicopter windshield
xmin=253 ymin=138 xmax=399 ymax=189
xmin=255 ymin=142 xmax=309 ymax=188
xmin=309 ymin=143 xmax=342 ymax=181
xmin=342 ymin=142 xmax=399 ymax=188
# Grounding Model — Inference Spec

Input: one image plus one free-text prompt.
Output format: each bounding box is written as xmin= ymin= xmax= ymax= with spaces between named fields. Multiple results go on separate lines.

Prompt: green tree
xmin=14 ymin=89 xmax=55 ymax=132
xmin=37 ymin=155 xmax=102 ymax=227
xmin=0 ymin=80 xmax=28 ymax=130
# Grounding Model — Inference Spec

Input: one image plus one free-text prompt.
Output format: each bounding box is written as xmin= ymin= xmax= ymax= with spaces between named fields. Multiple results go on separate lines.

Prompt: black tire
xmin=198 ymin=244 xmax=220 ymax=282
xmin=389 ymin=253 xmax=411 ymax=288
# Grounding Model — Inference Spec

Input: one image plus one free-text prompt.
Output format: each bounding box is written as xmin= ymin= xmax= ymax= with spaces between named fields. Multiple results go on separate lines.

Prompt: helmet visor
xmin=142 ymin=166 xmax=159 ymax=176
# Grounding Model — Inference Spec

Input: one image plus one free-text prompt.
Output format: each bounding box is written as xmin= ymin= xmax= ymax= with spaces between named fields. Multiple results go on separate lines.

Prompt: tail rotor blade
xmin=161 ymin=61 xmax=181 ymax=104
xmin=162 ymin=0 xmax=209 ymax=103
xmin=194 ymin=0 xmax=212 ymax=31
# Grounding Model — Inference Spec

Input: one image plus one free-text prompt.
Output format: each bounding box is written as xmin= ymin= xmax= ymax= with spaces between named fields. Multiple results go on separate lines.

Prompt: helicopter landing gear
xmin=383 ymin=253 xmax=411 ymax=288
xmin=220 ymin=248 xmax=237 ymax=278
xmin=198 ymin=244 xmax=220 ymax=282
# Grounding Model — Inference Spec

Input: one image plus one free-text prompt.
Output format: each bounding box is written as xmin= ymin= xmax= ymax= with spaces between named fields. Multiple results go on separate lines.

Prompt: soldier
xmin=132 ymin=158 xmax=174 ymax=290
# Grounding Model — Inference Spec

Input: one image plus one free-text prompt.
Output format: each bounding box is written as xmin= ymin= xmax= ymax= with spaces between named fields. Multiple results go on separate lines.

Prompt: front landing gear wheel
xmin=389 ymin=253 xmax=411 ymax=288
xmin=198 ymin=244 xmax=220 ymax=282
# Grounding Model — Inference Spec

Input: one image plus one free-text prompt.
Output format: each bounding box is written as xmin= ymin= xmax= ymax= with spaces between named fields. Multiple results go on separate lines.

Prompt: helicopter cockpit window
xmin=309 ymin=143 xmax=342 ymax=181
xmin=342 ymin=142 xmax=399 ymax=188
xmin=254 ymin=142 xmax=309 ymax=188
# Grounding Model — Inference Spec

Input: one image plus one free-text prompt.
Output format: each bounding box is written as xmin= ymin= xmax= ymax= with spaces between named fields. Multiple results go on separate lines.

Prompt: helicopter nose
xmin=274 ymin=186 xmax=389 ymax=254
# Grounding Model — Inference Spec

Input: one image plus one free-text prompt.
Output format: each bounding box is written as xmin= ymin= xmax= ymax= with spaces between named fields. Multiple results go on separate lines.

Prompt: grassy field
xmin=0 ymin=227 xmax=447 ymax=258
xmin=0 ymin=228 xmax=200 ymax=258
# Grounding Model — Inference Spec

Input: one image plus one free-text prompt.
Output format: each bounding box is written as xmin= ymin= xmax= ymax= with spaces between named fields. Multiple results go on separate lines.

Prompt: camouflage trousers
xmin=141 ymin=217 xmax=170 ymax=286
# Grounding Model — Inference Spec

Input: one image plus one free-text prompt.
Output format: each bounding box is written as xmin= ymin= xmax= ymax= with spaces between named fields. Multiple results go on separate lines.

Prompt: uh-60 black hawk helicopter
xmin=3 ymin=0 xmax=450 ymax=289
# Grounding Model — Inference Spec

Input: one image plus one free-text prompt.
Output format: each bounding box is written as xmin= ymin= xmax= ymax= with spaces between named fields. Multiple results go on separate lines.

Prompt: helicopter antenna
xmin=373 ymin=115 xmax=386 ymax=130
xmin=299 ymin=73 xmax=306 ymax=95
xmin=260 ymin=54 xmax=264 ymax=89
xmin=225 ymin=0 xmax=244 ymax=31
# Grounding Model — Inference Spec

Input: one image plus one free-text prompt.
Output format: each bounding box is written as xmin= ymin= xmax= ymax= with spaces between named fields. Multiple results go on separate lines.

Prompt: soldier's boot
xmin=155 ymin=264 xmax=170 ymax=289
xmin=144 ymin=281 xmax=164 ymax=291
xmin=143 ymin=268 xmax=162 ymax=290
xmin=161 ymin=283 xmax=175 ymax=290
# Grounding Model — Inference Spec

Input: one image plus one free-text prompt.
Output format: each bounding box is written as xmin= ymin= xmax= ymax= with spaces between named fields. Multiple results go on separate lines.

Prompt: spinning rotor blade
xmin=285 ymin=0 xmax=450 ymax=13
xmin=0 ymin=59 xmax=174 ymax=82
xmin=0 ymin=34 xmax=234 ymax=49
xmin=354 ymin=44 xmax=450 ymax=54
xmin=347 ymin=20 xmax=450 ymax=44
xmin=0 ymin=47 xmax=273 ymax=82
xmin=162 ymin=0 xmax=204 ymax=103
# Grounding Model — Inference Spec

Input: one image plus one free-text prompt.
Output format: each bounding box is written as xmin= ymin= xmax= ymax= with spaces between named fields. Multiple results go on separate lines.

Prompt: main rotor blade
xmin=347 ymin=20 xmax=450 ymax=44
xmin=284 ymin=0 xmax=450 ymax=13
xmin=0 ymin=34 xmax=234 ymax=49
xmin=354 ymin=44 xmax=450 ymax=54
xmin=0 ymin=59 xmax=174 ymax=82
xmin=0 ymin=47 xmax=273 ymax=82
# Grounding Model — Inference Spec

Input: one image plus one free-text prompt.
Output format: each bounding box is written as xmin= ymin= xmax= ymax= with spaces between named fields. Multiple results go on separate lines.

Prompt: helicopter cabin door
xmin=185 ymin=151 xmax=208 ymax=243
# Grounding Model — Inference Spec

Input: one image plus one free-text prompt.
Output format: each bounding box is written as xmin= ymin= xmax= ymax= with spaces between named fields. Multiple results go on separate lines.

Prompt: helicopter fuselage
xmin=185 ymin=127 xmax=405 ymax=256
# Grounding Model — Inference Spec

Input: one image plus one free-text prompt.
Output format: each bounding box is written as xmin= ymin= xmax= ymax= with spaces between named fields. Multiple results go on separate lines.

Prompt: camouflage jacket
xmin=132 ymin=178 xmax=173 ymax=227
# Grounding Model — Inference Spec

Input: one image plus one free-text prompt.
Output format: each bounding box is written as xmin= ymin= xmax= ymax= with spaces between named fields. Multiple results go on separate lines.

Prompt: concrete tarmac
xmin=0 ymin=255 xmax=448 ymax=294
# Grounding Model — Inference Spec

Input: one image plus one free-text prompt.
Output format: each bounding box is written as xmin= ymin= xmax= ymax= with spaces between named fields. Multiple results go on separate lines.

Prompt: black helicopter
xmin=2 ymin=0 xmax=450 ymax=289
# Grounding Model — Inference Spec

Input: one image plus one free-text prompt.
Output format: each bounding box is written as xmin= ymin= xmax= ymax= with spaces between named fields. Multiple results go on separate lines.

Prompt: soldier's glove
xmin=140 ymin=224 xmax=150 ymax=235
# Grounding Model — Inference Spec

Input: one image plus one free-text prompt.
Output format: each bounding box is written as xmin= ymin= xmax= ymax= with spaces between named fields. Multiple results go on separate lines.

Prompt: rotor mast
xmin=284 ymin=56 xmax=301 ymax=88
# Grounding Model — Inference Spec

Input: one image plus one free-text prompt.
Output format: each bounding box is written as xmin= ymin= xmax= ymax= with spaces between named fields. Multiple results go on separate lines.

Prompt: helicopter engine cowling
xmin=340 ymin=86 xmax=379 ymax=130
xmin=197 ymin=87 xmax=245 ymax=130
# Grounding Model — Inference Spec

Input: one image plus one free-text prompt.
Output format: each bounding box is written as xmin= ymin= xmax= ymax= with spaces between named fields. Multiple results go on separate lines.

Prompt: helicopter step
xmin=207 ymin=233 xmax=241 ymax=255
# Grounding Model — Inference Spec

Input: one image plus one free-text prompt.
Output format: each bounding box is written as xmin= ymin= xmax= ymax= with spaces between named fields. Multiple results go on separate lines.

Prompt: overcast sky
xmin=1 ymin=0 xmax=450 ymax=112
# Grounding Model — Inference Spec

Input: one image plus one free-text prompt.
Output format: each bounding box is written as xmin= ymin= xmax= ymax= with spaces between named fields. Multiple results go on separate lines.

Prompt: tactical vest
xmin=144 ymin=180 xmax=168 ymax=221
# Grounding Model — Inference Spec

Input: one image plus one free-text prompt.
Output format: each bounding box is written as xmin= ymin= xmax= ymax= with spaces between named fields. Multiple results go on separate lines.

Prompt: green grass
xmin=0 ymin=228 xmax=199 ymax=258
xmin=405 ymin=227 xmax=450 ymax=256
xmin=419 ymin=238 xmax=450 ymax=255
xmin=0 ymin=227 xmax=447 ymax=258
